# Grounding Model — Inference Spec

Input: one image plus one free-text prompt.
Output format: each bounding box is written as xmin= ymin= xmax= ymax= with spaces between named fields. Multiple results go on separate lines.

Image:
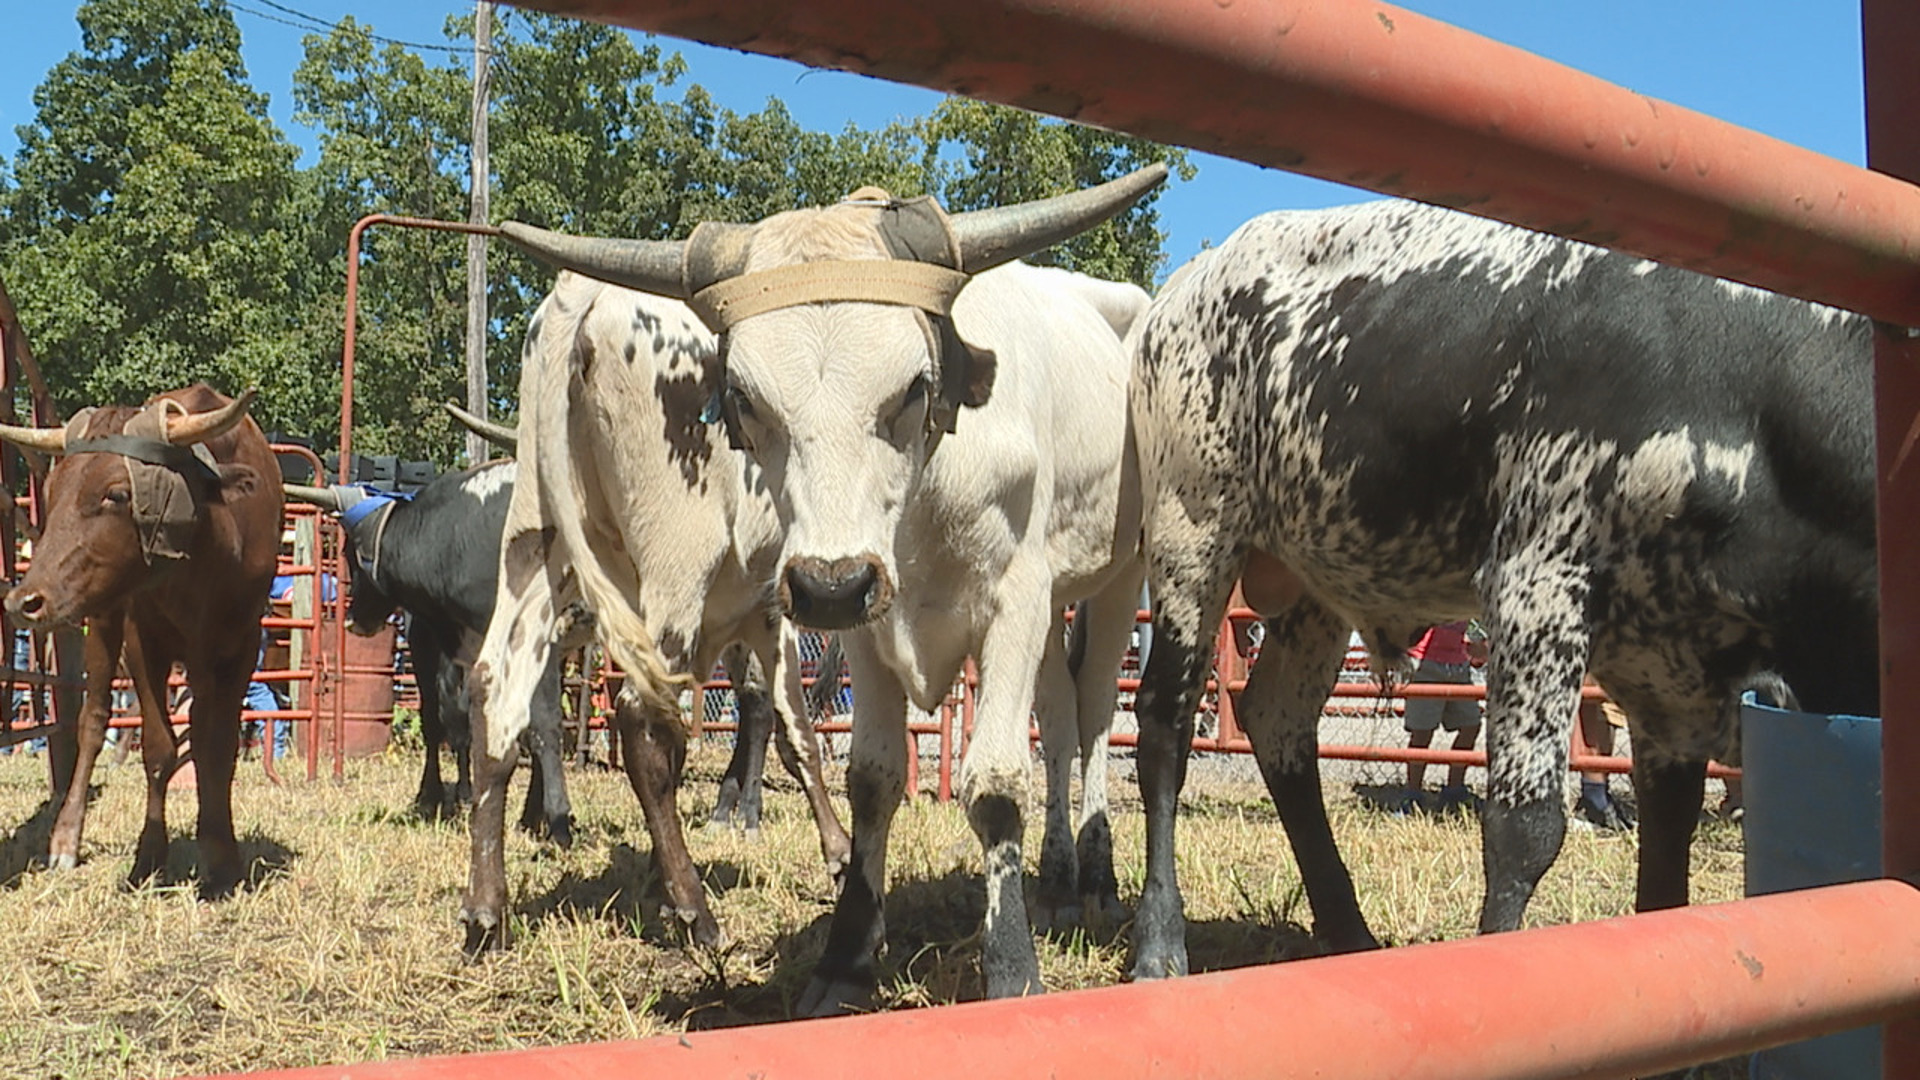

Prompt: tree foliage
xmin=1 ymin=0 xmax=327 ymax=433
xmin=1 ymin=0 xmax=1191 ymax=467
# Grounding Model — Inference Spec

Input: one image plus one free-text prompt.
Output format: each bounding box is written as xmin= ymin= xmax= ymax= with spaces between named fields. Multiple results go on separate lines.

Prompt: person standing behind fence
xmin=1398 ymin=620 xmax=1488 ymax=814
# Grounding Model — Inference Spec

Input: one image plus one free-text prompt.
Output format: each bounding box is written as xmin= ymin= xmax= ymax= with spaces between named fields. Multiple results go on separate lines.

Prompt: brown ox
xmin=0 ymin=384 xmax=280 ymax=898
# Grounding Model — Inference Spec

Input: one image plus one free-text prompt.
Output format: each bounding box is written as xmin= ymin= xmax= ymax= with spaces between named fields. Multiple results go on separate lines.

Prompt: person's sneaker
xmin=1435 ymin=784 xmax=1484 ymax=815
xmin=1577 ymin=791 xmax=1635 ymax=831
xmin=1388 ymin=786 xmax=1432 ymax=816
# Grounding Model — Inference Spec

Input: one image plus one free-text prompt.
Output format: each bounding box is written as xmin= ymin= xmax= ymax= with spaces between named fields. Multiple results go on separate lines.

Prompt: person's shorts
xmin=1403 ymin=659 xmax=1481 ymax=732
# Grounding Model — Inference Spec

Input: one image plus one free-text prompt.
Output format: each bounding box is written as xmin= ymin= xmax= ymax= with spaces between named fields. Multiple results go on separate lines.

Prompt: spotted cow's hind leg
xmin=1239 ymin=597 xmax=1377 ymax=952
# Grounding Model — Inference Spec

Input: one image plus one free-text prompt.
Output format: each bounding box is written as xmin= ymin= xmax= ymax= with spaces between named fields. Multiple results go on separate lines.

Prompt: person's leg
xmin=1445 ymin=721 xmax=1481 ymax=790
xmin=1405 ymin=727 xmax=1436 ymax=791
xmin=1576 ymin=698 xmax=1633 ymax=829
xmin=1403 ymin=661 xmax=1443 ymax=796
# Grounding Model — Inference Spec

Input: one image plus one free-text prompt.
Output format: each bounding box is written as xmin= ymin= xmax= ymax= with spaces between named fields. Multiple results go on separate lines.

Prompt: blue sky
xmin=1 ymin=0 xmax=1867 ymax=272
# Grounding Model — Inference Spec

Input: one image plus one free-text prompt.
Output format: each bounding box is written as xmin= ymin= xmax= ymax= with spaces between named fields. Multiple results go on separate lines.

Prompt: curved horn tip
xmin=443 ymin=402 xmax=518 ymax=450
xmin=949 ymin=163 xmax=1174 ymax=273
xmin=165 ymin=387 xmax=260 ymax=445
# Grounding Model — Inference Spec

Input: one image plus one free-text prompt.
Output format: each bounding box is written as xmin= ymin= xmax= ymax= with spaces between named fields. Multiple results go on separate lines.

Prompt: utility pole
xmin=463 ymin=0 xmax=493 ymax=467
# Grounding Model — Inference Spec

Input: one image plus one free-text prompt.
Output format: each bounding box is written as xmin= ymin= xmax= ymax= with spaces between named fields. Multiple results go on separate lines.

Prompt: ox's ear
xmin=212 ymin=463 xmax=261 ymax=502
xmin=931 ymin=319 xmax=996 ymax=436
xmin=955 ymin=341 xmax=996 ymax=411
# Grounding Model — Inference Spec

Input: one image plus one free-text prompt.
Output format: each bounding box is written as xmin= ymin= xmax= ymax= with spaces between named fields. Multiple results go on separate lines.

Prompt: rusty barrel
xmin=312 ymin=620 xmax=394 ymax=757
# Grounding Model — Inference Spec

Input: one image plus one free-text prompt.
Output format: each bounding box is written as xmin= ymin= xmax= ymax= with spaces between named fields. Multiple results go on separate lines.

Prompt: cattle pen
xmin=173 ymin=0 xmax=1920 ymax=1078
xmin=0 ymin=0 xmax=1915 ymax=1077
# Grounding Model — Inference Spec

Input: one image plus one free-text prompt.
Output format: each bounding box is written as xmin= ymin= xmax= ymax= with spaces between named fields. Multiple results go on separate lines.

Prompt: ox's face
xmin=9 ymin=453 xmax=154 ymax=628
xmin=725 ymin=302 xmax=942 ymax=629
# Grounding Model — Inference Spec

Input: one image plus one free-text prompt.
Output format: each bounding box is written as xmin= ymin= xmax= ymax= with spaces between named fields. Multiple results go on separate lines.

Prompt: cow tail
xmin=532 ymin=287 xmax=690 ymax=728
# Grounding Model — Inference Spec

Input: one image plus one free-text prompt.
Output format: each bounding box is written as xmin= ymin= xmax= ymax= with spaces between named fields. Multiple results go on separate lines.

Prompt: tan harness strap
xmin=688 ymin=259 xmax=971 ymax=334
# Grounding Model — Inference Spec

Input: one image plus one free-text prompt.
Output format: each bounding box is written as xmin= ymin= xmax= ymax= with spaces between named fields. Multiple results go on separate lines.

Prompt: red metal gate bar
xmin=189 ymin=878 xmax=1920 ymax=1080
xmin=1864 ymin=0 xmax=1920 ymax=1069
xmin=523 ymin=0 xmax=1920 ymax=327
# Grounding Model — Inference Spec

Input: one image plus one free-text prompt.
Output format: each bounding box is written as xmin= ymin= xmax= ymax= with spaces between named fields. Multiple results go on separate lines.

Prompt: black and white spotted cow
xmin=1127 ymin=200 xmax=1879 ymax=978
xmin=458 ymin=276 xmax=854 ymax=956
xmin=493 ymin=167 xmax=1165 ymax=1011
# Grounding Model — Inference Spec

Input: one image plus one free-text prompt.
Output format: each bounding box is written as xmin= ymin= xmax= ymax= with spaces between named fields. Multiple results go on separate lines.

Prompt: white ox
xmin=459 ymin=274 xmax=849 ymax=953
xmin=498 ymin=165 xmax=1165 ymax=1012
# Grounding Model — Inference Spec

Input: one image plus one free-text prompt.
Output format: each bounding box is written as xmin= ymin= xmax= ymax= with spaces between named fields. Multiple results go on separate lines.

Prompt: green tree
xmin=920 ymin=99 xmax=1195 ymax=288
xmin=1 ymin=0 xmax=327 ymax=433
xmin=292 ymin=16 xmax=471 ymax=460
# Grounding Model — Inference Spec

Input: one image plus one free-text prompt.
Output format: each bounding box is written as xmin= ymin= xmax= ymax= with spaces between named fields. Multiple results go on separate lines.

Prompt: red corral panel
xmin=191 ymin=880 xmax=1920 ymax=1080
xmin=1864 ymin=0 xmax=1920 ymax=1070
xmin=512 ymin=0 xmax=1920 ymax=325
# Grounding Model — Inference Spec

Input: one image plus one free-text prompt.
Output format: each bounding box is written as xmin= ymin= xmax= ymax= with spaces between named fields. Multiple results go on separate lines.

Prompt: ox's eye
xmin=726 ymin=384 xmax=757 ymax=423
xmin=886 ymin=376 xmax=930 ymax=444
xmin=102 ymin=489 xmax=131 ymax=509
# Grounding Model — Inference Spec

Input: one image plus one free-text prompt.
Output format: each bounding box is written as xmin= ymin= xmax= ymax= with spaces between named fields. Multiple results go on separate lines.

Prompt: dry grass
xmin=0 ymin=742 xmax=1743 ymax=1080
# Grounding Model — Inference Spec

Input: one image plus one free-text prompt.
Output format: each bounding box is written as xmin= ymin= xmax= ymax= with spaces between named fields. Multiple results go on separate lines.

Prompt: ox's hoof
xmin=547 ymin=815 xmax=575 ymax=850
xmin=461 ymin=909 xmax=511 ymax=956
xmin=797 ymin=970 xmax=877 ymax=1018
xmin=1032 ymin=895 xmax=1082 ymax=934
xmin=199 ymin=869 xmax=243 ymax=902
xmin=1128 ymin=944 xmax=1190 ymax=982
xmin=46 ymin=851 xmax=79 ymax=872
xmin=1318 ymin=923 xmax=1381 ymax=955
xmin=663 ymin=903 xmax=729 ymax=951
xmin=1087 ymin=890 xmax=1129 ymax=924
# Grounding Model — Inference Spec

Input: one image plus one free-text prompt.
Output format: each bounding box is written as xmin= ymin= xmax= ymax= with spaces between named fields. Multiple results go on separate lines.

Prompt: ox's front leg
xmin=613 ymin=684 xmax=722 ymax=948
xmin=1238 ymin=598 xmax=1377 ymax=952
xmin=763 ymin=627 xmax=851 ymax=882
xmin=1131 ymin=549 xmax=1240 ymax=981
xmin=186 ymin=649 xmax=249 ymax=899
xmin=799 ymin=635 xmax=905 ymax=1017
xmin=47 ymin=614 xmax=125 ymax=870
xmin=1479 ymin=557 xmax=1591 ymax=933
xmin=462 ymin=530 xmax=564 ymax=953
xmin=124 ymin=628 xmax=178 ymax=888
xmin=964 ymin=587 xmax=1059 ymax=1000
xmin=411 ymin=628 xmax=452 ymax=820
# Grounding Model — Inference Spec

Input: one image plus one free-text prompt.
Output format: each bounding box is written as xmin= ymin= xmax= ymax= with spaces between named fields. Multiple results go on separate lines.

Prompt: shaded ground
xmin=0 ymin=741 xmax=1744 ymax=1079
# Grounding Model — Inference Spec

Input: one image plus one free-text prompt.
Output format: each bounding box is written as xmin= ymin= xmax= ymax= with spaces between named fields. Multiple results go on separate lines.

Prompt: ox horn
xmin=948 ymin=163 xmax=1169 ymax=272
xmin=443 ymin=402 xmax=517 ymax=452
xmin=284 ymin=483 xmax=344 ymax=512
xmin=0 ymin=421 xmax=68 ymax=455
xmin=165 ymin=388 xmax=259 ymax=446
xmin=497 ymin=222 xmax=754 ymax=298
